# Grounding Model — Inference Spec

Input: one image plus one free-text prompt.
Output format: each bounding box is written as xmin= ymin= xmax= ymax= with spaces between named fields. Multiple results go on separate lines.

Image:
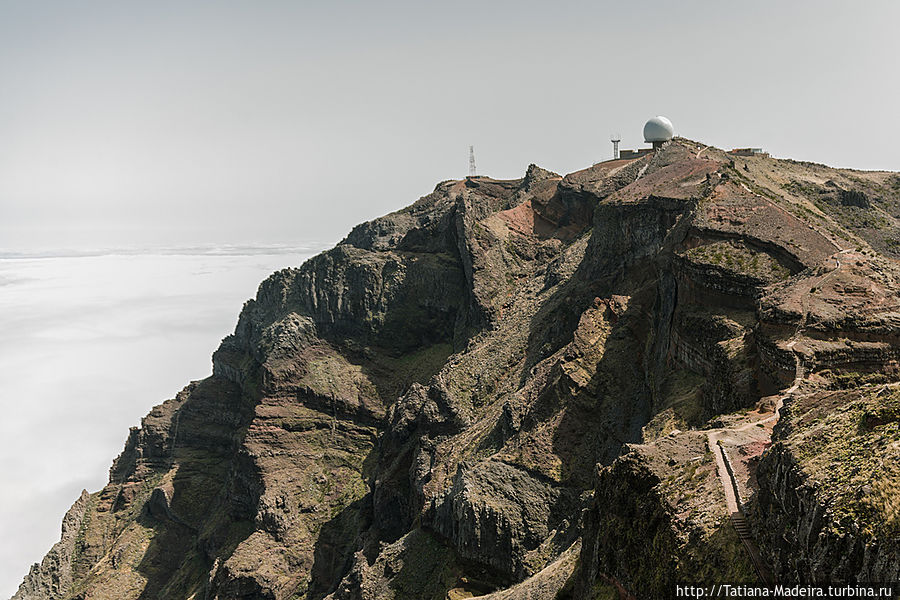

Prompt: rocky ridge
xmin=14 ymin=140 xmax=900 ymax=600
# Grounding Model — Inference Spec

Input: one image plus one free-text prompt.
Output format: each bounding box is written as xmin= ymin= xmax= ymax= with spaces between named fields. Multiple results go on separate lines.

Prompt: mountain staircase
xmin=729 ymin=504 xmax=774 ymax=584
xmin=711 ymin=438 xmax=776 ymax=585
xmin=730 ymin=511 xmax=752 ymax=539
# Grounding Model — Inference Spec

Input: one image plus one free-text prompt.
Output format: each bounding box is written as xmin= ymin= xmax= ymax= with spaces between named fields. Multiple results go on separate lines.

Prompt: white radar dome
xmin=643 ymin=116 xmax=675 ymax=143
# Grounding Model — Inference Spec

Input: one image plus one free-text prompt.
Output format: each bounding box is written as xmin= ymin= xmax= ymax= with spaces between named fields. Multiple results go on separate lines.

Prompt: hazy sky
xmin=1 ymin=0 xmax=898 ymax=251
xmin=0 ymin=2 xmax=898 ymax=595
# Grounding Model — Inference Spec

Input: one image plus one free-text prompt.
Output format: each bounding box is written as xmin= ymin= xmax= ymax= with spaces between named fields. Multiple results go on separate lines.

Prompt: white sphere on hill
xmin=643 ymin=116 xmax=675 ymax=143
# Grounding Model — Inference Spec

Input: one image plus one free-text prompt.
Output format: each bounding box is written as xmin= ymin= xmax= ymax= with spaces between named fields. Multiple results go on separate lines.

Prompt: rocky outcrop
xmin=17 ymin=139 xmax=900 ymax=600
xmin=324 ymin=528 xmax=502 ymax=600
xmin=755 ymin=387 xmax=900 ymax=582
xmin=576 ymin=432 xmax=755 ymax=599
xmin=12 ymin=491 xmax=90 ymax=600
xmin=431 ymin=460 xmax=579 ymax=580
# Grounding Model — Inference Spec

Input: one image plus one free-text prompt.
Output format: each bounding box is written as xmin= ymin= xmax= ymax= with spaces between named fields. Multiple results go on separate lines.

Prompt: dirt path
xmin=707 ymin=421 xmax=775 ymax=583
xmin=703 ymin=250 xmax=849 ymax=583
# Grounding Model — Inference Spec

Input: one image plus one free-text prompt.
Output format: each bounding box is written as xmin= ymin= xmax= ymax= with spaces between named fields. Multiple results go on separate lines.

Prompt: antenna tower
xmin=468 ymin=146 xmax=477 ymax=177
xmin=610 ymin=133 xmax=621 ymax=160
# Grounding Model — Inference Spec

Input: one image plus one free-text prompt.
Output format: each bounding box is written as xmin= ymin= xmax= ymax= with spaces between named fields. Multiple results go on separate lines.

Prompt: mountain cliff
xmin=14 ymin=140 xmax=900 ymax=599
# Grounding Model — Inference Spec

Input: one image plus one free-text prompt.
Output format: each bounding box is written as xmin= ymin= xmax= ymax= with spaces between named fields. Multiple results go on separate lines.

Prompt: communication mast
xmin=469 ymin=146 xmax=477 ymax=177
xmin=610 ymin=133 xmax=621 ymax=160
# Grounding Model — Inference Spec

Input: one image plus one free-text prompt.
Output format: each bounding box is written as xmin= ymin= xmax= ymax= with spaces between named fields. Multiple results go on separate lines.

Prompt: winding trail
xmin=704 ymin=249 xmax=849 ymax=584
xmin=707 ymin=417 xmax=776 ymax=584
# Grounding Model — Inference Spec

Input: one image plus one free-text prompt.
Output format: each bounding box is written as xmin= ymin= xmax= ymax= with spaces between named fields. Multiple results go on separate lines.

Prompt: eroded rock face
xmin=577 ymin=433 xmax=757 ymax=599
xmin=431 ymin=460 xmax=579 ymax=580
xmin=17 ymin=139 xmax=900 ymax=600
xmin=12 ymin=491 xmax=91 ymax=600
xmin=755 ymin=388 xmax=900 ymax=583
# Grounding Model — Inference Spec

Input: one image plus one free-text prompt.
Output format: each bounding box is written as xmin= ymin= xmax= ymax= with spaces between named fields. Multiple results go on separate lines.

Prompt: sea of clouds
xmin=0 ymin=244 xmax=324 ymax=599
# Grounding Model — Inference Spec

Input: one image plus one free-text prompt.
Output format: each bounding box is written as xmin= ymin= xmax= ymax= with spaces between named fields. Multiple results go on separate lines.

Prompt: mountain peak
xmin=16 ymin=146 xmax=900 ymax=599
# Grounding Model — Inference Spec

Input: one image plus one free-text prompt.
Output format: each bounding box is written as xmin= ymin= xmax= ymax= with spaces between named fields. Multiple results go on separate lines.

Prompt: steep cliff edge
xmin=15 ymin=140 xmax=900 ymax=600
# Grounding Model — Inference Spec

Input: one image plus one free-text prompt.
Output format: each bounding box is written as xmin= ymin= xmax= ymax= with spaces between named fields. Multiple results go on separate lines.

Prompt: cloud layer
xmin=0 ymin=247 xmax=321 ymax=598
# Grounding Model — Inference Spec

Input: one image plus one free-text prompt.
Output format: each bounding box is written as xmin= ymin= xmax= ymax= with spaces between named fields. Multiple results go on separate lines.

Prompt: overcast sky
xmin=1 ymin=0 xmax=898 ymax=251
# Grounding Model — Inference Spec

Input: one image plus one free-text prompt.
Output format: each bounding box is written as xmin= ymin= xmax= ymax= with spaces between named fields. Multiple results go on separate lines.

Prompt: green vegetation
xmin=790 ymin=388 xmax=900 ymax=537
xmin=593 ymin=454 xmax=757 ymax=599
xmin=813 ymin=199 xmax=889 ymax=230
xmin=590 ymin=581 xmax=619 ymax=599
xmin=820 ymin=368 xmax=891 ymax=389
xmin=782 ymin=177 xmax=900 ymax=257
xmin=686 ymin=518 xmax=758 ymax=584
xmin=660 ymin=450 xmax=713 ymax=495
xmin=782 ymin=179 xmax=821 ymax=197
xmin=369 ymin=342 xmax=454 ymax=397
xmin=684 ymin=241 xmax=791 ymax=281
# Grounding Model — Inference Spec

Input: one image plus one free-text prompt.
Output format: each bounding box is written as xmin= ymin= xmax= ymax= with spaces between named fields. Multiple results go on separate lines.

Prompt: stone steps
xmin=730 ymin=511 xmax=774 ymax=584
xmin=731 ymin=512 xmax=752 ymax=537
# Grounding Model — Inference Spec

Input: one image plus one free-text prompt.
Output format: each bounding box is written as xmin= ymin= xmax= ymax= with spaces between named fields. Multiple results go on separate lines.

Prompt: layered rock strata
xmin=15 ymin=140 xmax=900 ymax=600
